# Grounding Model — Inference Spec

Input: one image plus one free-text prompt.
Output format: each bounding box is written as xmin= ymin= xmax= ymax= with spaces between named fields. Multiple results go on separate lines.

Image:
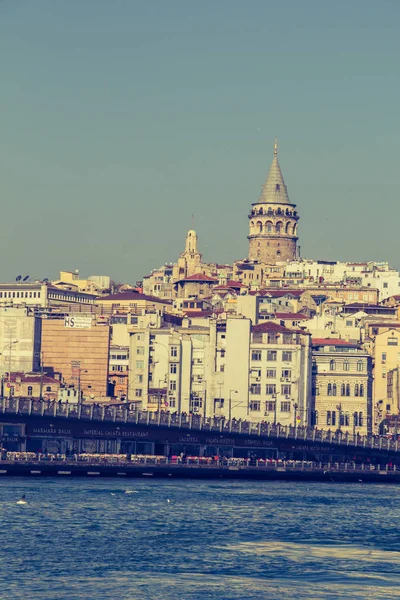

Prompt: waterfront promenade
xmin=1 ymin=452 xmax=400 ymax=482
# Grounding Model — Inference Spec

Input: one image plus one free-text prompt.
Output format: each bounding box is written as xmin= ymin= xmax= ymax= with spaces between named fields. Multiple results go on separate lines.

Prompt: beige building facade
xmin=311 ymin=339 xmax=372 ymax=435
xmin=128 ymin=317 xmax=312 ymax=425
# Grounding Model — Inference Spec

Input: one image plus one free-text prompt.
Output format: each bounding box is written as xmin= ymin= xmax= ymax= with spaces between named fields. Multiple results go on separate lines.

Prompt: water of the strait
xmin=0 ymin=478 xmax=399 ymax=599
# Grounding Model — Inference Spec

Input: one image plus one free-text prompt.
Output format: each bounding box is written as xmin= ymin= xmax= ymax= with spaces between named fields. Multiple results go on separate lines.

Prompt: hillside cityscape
xmin=0 ymin=141 xmax=399 ymax=452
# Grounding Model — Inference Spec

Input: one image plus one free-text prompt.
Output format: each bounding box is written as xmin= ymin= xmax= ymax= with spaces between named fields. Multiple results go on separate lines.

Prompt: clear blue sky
xmin=1 ymin=0 xmax=399 ymax=283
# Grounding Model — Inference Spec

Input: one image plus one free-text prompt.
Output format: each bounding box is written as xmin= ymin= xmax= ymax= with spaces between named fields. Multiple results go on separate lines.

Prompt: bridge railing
xmin=1 ymin=397 xmax=399 ymax=453
xmin=1 ymin=451 xmax=399 ymax=473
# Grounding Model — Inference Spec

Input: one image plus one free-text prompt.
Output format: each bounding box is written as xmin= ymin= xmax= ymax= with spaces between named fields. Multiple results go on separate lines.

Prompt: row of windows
xmin=0 ymin=291 xmax=41 ymax=299
xmin=252 ymin=369 xmax=292 ymax=379
xmin=326 ymin=383 xmax=365 ymax=397
xmin=250 ymin=400 xmax=291 ymax=412
xmin=48 ymin=292 xmax=92 ymax=303
xmin=328 ymin=360 xmax=364 ymax=371
xmin=252 ymin=350 xmax=293 ymax=362
xmin=326 ymin=411 xmax=364 ymax=427
xmin=110 ymin=354 xmax=128 ymax=360
xmin=27 ymin=386 xmax=52 ymax=395
xmin=250 ymin=384 xmax=292 ymax=395
xmin=110 ymin=365 xmax=128 ymax=372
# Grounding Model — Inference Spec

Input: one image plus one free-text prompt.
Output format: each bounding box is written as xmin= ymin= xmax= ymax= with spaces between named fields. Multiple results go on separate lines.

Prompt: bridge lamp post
xmin=293 ymin=403 xmax=299 ymax=428
xmin=336 ymin=403 xmax=343 ymax=432
xmin=374 ymin=400 xmax=384 ymax=434
xmin=229 ymin=390 xmax=238 ymax=422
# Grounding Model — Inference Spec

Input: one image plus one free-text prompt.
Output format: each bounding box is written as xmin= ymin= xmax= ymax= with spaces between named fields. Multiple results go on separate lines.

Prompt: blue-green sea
xmin=0 ymin=478 xmax=399 ymax=599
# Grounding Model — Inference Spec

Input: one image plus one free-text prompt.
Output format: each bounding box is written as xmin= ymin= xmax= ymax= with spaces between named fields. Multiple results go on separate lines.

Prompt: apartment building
xmin=311 ymin=339 xmax=372 ymax=435
xmin=128 ymin=317 xmax=312 ymax=424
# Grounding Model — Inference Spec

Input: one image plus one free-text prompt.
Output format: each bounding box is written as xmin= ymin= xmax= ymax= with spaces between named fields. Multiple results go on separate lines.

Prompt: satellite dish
xmin=16 ymin=275 xmax=22 ymax=282
xmin=23 ymin=275 xmax=29 ymax=282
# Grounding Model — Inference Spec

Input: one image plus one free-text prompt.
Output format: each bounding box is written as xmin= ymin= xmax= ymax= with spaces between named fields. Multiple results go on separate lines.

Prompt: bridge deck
xmin=0 ymin=398 xmax=398 ymax=454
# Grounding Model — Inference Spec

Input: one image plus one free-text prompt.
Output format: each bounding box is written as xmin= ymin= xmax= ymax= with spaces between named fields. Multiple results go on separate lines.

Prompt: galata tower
xmin=248 ymin=140 xmax=299 ymax=263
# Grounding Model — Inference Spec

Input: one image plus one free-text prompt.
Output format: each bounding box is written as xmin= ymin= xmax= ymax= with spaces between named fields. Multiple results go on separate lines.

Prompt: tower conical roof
xmin=259 ymin=139 xmax=290 ymax=204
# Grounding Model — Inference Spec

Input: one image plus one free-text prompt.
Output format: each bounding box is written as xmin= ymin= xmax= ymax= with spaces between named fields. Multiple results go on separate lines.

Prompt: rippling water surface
xmin=1 ymin=478 xmax=400 ymax=599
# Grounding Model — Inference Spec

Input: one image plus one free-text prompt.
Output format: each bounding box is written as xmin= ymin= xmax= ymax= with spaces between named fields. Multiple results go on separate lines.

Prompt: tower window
xmin=276 ymin=184 xmax=280 ymax=191
xmin=277 ymin=250 xmax=281 ymax=255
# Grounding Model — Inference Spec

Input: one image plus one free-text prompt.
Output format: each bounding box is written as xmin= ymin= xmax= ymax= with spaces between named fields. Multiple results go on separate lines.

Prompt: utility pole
xmin=39 ymin=351 xmax=44 ymax=401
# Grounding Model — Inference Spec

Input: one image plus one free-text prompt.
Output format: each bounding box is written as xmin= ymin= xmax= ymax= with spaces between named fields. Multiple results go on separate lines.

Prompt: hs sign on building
xmin=64 ymin=315 xmax=92 ymax=329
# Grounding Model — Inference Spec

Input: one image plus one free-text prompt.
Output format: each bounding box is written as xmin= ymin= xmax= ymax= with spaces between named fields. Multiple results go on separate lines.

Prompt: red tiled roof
xmin=98 ymin=291 xmax=172 ymax=304
xmin=252 ymin=322 xmax=294 ymax=334
xmin=176 ymin=273 xmax=218 ymax=283
xmin=312 ymin=338 xmax=359 ymax=347
xmin=10 ymin=373 xmax=60 ymax=384
xmin=249 ymin=289 xmax=306 ymax=298
xmin=274 ymin=312 xmax=309 ymax=320
xmin=184 ymin=311 xmax=214 ymax=318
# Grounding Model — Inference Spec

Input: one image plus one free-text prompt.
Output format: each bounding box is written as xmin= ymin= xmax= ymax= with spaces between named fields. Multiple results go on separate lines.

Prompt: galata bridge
xmin=0 ymin=398 xmax=399 ymax=466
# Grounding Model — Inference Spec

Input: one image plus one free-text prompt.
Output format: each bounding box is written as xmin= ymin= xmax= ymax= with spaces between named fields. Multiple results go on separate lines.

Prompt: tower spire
xmin=258 ymin=138 xmax=289 ymax=204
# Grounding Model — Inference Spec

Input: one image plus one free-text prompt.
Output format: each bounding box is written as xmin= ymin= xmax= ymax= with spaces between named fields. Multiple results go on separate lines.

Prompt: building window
xmin=281 ymin=385 xmax=291 ymax=395
xmin=357 ymin=361 xmax=363 ymax=371
xmin=135 ymin=389 xmax=142 ymax=397
xmin=388 ymin=338 xmax=398 ymax=346
xmin=219 ymin=364 xmax=225 ymax=372
xmin=266 ymin=369 xmax=276 ymax=379
xmin=330 ymin=360 xmax=336 ymax=371
xmin=265 ymin=401 xmax=275 ymax=412
xmin=282 ymin=351 xmax=292 ymax=362
xmin=138 ymin=375 xmax=143 ymax=383
xmin=343 ymin=360 xmax=350 ymax=371
xmin=136 ymin=347 xmax=144 ymax=355
xmin=282 ymin=334 xmax=292 ymax=344
xmin=354 ymin=384 xmax=359 ymax=397
xmin=249 ymin=401 xmax=261 ymax=411
xmin=331 ymin=411 xmax=336 ymax=426
xmin=359 ymin=384 xmax=364 ymax=397
xmin=267 ymin=350 xmax=277 ymax=361
xmin=281 ymin=369 xmax=291 ymax=379
xmin=169 ymin=381 xmax=177 ymax=392
xmin=252 ymin=351 xmax=262 ymax=361
xmin=280 ymin=401 xmax=291 ymax=412
xmin=340 ymin=384 xmax=345 ymax=396
xmin=46 ymin=386 xmax=51 ymax=392
xmin=346 ymin=383 xmax=351 ymax=396
xmin=171 ymin=346 xmax=178 ymax=358
xmin=332 ymin=383 xmax=337 ymax=396
xmin=220 ymin=349 xmax=226 ymax=358
xmin=346 ymin=320 xmax=353 ymax=327
xmin=136 ymin=361 xmax=144 ymax=369
xmin=382 ymin=353 xmax=387 ymax=362
xmin=345 ymin=412 xmax=350 ymax=426
xmin=170 ymin=363 xmax=177 ymax=374
xmin=359 ymin=412 xmax=363 ymax=426
xmin=327 ymin=383 xmax=332 ymax=396
xmin=266 ymin=384 xmax=276 ymax=395
xmin=250 ymin=384 xmax=261 ymax=395
xmin=353 ymin=412 xmax=359 ymax=427
xmin=27 ymin=386 xmax=33 ymax=397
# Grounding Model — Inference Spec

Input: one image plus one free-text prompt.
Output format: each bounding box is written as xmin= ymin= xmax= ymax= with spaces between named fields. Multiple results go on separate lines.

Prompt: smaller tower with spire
xmin=248 ymin=140 xmax=299 ymax=263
